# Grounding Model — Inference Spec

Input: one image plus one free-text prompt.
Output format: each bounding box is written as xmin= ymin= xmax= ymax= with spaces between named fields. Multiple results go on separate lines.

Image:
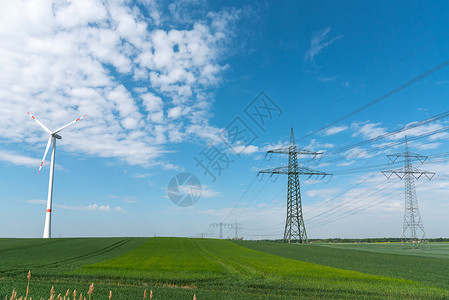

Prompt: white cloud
xmin=108 ymin=194 xmax=138 ymax=204
xmin=351 ymin=122 xmax=387 ymax=139
xmin=176 ymin=184 xmax=220 ymax=199
xmin=260 ymin=141 xmax=289 ymax=153
xmin=201 ymin=186 xmax=222 ymax=198
xmin=0 ymin=150 xmax=42 ymax=168
xmin=343 ymin=147 xmax=377 ymax=159
xmin=305 ymin=139 xmax=335 ymax=152
xmin=0 ymin=0 xmax=242 ymax=169
xmin=230 ymin=144 xmax=259 ymax=155
xmin=415 ymin=142 xmax=441 ymax=150
xmin=27 ymin=199 xmax=47 ymax=205
xmin=27 ymin=199 xmax=123 ymax=212
xmin=304 ymin=27 xmax=343 ymax=63
xmin=133 ymin=173 xmax=153 ymax=178
xmin=323 ymin=125 xmax=348 ymax=136
xmin=388 ymin=122 xmax=446 ymax=142
xmin=337 ymin=160 xmax=356 ymax=167
xmin=306 ymin=188 xmax=339 ymax=199
xmin=428 ymin=132 xmax=449 ymax=141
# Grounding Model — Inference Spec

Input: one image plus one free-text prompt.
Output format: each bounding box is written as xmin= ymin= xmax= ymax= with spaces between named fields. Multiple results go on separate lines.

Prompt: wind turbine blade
xmin=52 ymin=114 xmax=87 ymax=134
xmin=38 ymin=136 xmax=52 ymax=174
xmin=27 ymin=112 xmax=51 ymax=134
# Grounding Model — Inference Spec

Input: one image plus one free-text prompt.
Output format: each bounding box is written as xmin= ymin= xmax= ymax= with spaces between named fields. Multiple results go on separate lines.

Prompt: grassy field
xmin=1 ymin=238 xmax=449 ymax=299
xmin=235 ymin=240 xmax=449 ymax=290
xmin=321 ymin=241 xmax=449 ymax=259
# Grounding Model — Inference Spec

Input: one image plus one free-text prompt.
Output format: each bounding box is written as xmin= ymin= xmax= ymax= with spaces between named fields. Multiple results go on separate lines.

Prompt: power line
xmin=306 ymin=180 xmax=397 ymax=225
xmin=298 ymin=30 xmax=449 ymax=136
xmin=305 ymin=173 xmax=379 ymax=214
xmin=318 ymin=124 xmax=449 ymax=166
xmin=298 ymin=58 xmax=449 ymax=141
xmin=307 ymin=188 xmax=405 ymax=230
xmin=321 ymin=110 xmax=449 ymax=158
xmin=306 ymin=178 xmax=430 ymax=230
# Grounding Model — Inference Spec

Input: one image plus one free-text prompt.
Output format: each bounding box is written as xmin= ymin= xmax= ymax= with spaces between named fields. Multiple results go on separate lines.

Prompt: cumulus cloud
xmin=0 ymin=0 xmax=242 ymax=168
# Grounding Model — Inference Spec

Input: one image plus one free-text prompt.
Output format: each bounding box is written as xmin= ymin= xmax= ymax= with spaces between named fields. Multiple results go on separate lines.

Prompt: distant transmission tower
xmin=232 ymin=221 xmax=243 ymax=239
xmin=259 ymin=128 xmax=331 ymax=243
xmin=210 ymin=222 xmax=233 ymax=239
xmin=382 ymin=136 xmax=435 ymax=249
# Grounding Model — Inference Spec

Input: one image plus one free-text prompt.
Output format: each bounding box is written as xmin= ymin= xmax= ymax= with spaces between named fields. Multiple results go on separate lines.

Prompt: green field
xmin=1 ymin=238 xmax=449 ymax=299
xmin=236 ymin=241 xmax=449 ymax=290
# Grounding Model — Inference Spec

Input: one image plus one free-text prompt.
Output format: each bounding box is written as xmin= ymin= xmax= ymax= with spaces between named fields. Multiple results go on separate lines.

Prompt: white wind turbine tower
xmin=28 ymin=112 xmax=86 ymax=238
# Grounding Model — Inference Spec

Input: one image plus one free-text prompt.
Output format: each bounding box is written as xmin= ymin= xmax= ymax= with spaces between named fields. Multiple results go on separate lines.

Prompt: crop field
xmin=1 ymin=238 xmax=449 ymax=299
xmin=236 ymin=241 xmax=449 ymax=290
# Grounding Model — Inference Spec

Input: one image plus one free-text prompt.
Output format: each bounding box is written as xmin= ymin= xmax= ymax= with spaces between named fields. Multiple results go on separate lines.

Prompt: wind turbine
xmin=28 ymin=112 xmax=86 ymax=238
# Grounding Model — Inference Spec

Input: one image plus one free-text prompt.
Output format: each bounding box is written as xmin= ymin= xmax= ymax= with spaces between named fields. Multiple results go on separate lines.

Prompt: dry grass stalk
xmin=193 ymin=294 xmax=197 ymax=300
xmin=49 ymin=286 xmax=55 ymax=300
xmin=11 ymin=288 xmax=17 ymax=300
xmin=10 ymin=272 xmax=164 ymax=300
xmin=25 ymin=271 xmax=31 ymax=300
xmin=87 ymin=283 xmax=93 ymax=300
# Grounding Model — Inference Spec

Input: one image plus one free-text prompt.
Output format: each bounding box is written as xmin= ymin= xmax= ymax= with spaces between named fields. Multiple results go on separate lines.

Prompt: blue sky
xmin=1 ymin=0 xmax=449 ymax=239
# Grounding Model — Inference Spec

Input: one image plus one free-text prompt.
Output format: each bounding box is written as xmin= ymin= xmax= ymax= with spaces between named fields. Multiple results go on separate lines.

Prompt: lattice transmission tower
xmin=259 ymin=128 xmax=331 ymax=243
xmin=232 ymin=221 xmax=243 ymax=239
xmin=382 ymin=136 xmax=435 ymax=249
xmin=210 ymin=222 xmax=233 ymax=239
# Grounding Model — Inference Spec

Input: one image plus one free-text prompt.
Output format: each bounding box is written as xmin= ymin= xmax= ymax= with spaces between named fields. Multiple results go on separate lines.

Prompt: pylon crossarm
xmin=259 ymin=166 xmax=330 ymax=176
xmin=387 ymin=155 xmax=400 ymax=163
xmin=268 ymin=147 xmax=322 ymax=156
xmin=382 ymin=170 xmax=405 ymax=179
xmin=424 ymin=173 xmax=435 ymax=180
xmin=382 ymin=171 xmax=394 ymax=179
xmin=415 ymin=156 xmax=428 ymax=164
xmin=298 ymin=166 xmax=329 ymax=175
xmin=258 ymin=166 xmax=288 ymax=174
xmin=383 ymin=166 xmax=434 ymax=180
xmin=387 ymin=153 xmax=428 ymax=163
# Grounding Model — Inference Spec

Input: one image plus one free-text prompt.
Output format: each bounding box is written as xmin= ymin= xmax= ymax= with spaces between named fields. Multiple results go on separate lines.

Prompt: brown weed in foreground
xmin=6 ymin=271 xmax=198 ymax=300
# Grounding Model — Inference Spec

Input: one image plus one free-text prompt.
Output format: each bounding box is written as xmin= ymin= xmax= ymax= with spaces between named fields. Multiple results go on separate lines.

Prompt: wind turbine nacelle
xmin=53 ymin=134 xmax=62 ymax=139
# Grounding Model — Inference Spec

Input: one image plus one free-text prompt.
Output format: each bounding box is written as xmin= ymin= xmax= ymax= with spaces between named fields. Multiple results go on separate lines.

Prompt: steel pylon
xmin=210 ymin=222 xmax=233 ymax=239
xmin=382 ymin=136 xmax=434 ymax=249
xmin=259 ymin=128 xmax=330 ymax=243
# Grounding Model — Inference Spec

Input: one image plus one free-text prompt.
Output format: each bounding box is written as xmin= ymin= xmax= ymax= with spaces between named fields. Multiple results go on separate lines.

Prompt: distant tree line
xmin=252 ymin=237 xmax=449 ymax=243
xmin=309 ymin=237 xmax=449 ymax=243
